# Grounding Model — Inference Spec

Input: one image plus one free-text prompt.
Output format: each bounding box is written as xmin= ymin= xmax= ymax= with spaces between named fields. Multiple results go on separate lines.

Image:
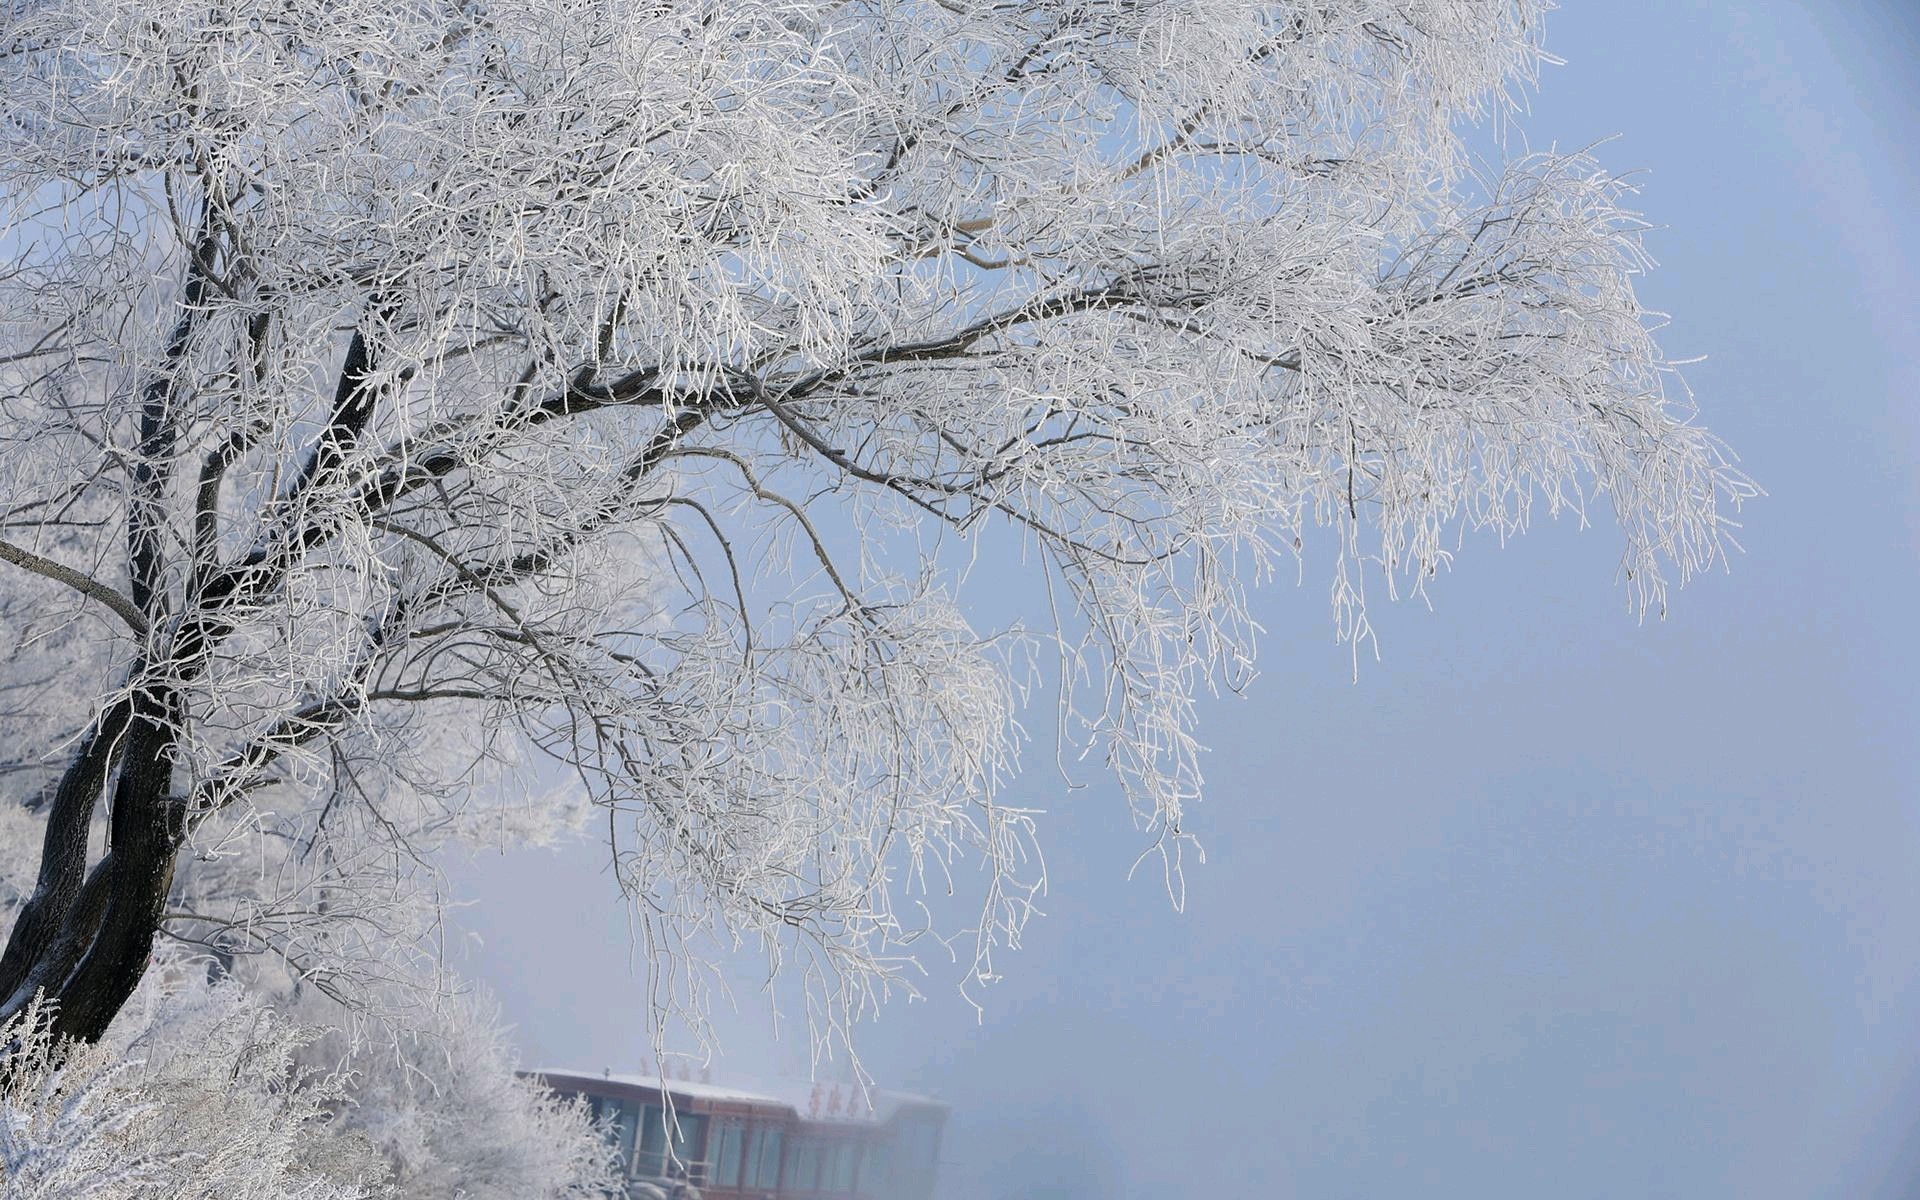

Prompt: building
xmin=528 ymin=1068 xmax=946 ymax=1200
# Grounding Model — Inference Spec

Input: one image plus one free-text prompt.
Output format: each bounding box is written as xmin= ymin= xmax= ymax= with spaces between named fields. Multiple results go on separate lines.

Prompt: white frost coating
xmin=0 ymin=0 xmax=1753 ymax=1077
xmin=0 ymin=952 xmax=622 ymax=1198
xmin=0 ymin=986 xmax=384 ymax=1199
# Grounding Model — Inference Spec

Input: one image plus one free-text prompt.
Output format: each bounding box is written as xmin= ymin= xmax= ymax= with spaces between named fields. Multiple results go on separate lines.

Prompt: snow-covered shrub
xmin=289 ymin=985 xmax=622 ymax=1200
xmin=0 ymin=953 xmax=617 ymax=1198
xmin=1 ymin=984 xmax=384 ymax=1199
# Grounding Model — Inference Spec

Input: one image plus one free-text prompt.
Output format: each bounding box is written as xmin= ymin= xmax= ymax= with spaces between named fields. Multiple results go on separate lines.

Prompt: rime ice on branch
xmin=0 ymin=0 xmax=1752 ymax=1052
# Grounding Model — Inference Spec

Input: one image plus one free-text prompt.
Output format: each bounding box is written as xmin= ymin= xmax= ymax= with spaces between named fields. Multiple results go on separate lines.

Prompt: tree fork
xmin=0 ymin=686 xmax=185 ymax=1043
xmin=45 ymin=689 xmax=185 ymax=1043
xmin=0 ymin=695 xmax=134 ymax=1014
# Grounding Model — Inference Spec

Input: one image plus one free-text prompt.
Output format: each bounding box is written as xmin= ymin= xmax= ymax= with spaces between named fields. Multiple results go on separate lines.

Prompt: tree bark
xmin=0 ymin=687 xmax=184 ymax=1046
xmin=0 ymin=697 xmax=133 ymax=1014
xmin=44 ymin=685 xmax=183 ymax=1043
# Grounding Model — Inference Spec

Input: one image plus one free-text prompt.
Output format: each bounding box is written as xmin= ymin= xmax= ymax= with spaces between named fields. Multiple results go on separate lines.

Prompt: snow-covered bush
xmin=0 ymin=959 xmax=621 ymax=1199
xmin=0 ymin=985 xmax=383 ymax=1199
xmin=287 ymin=983 xmax=622 ymax=1200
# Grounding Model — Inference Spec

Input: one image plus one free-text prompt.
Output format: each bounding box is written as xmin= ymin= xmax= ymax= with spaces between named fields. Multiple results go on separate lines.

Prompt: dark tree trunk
xmin=0 ymin=232 xmax=400 ymax=1049
xmin=0 ymin=686 xmax=184 ymax=1045
xmin=45 ymin=687 xmax=185 ymax=1043
xmin=0 ymin=697 xmax=133 ymax=1011
xmin=0 ymin=233 xmax=209 ymax=1049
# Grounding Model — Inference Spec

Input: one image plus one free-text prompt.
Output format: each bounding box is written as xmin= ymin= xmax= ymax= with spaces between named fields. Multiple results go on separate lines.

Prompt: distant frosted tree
xmin=0 ymin=0 xmax=1751 ymax=1062
xmin=296 ymin=982 xmax=624 ymax=1199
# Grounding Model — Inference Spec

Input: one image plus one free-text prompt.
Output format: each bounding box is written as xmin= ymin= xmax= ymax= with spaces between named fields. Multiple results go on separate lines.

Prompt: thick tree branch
xmin=127 ymin=224 xmax=219 ymax=617
xmin=0 ymin=537 xmax=148 ymax=634
xmin=279 ymin=303 xmax=397 ymax=505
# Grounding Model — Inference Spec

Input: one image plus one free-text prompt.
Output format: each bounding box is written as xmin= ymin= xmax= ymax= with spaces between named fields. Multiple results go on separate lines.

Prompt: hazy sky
xmin=448 ymin=4 xmax=1920 ymax=1197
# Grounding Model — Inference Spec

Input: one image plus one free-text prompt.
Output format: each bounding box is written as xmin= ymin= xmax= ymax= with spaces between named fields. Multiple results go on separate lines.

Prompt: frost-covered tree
xmin=0 ymin=0 xmax=1752 ymax=1058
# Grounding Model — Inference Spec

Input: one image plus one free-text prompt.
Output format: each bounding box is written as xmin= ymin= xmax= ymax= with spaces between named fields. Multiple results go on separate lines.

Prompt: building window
xmin=866 ymin=1140 xmax=891 ymax=1192
xmin=822 ymin=1141 xmax=859 ymax=1193
xmin=711 ymin=1121 xmax=746 ymax=1188
xmin=742 ymin=1125 xmax=784 ymax=1190
xmin=636 ymin=1105 xmax=708 ymax=1180
xmin=787 ymin=1137 xmax=819 ymax=1193
xmin=584 ymin=1097 xmax=639 ymax=1173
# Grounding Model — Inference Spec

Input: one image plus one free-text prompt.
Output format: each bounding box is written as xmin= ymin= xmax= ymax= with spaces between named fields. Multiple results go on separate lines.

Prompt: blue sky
xmin=449 ymin=4 xmax=1920 ymax=1196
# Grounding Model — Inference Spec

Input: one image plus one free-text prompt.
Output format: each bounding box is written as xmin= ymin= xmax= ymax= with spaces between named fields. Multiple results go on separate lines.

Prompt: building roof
xmin=529 ymin=1068 xmax=948 ymax=1125
xmin=530 ymin=1069 xmax=783 ymax=1106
